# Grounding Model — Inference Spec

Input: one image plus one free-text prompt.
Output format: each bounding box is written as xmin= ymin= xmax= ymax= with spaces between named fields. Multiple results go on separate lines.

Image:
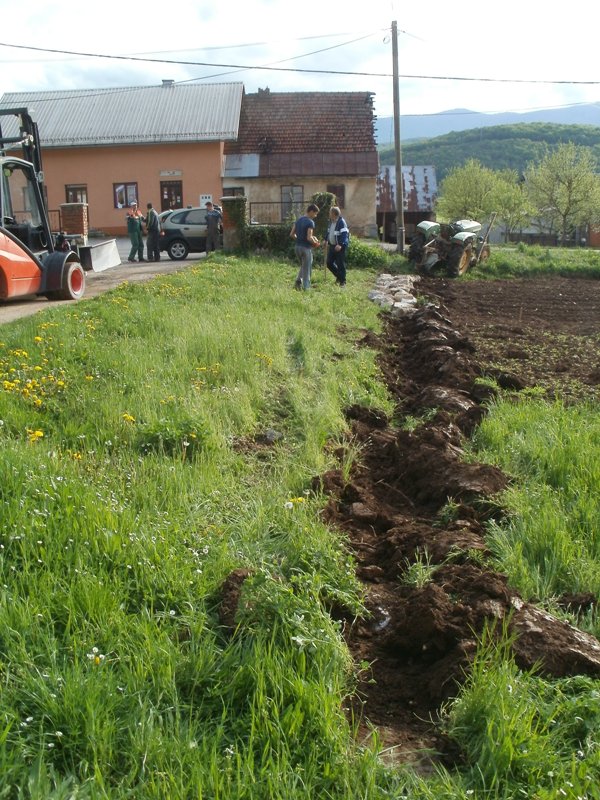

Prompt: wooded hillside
xmin=380 ymin=123 xmax=600 ymax=181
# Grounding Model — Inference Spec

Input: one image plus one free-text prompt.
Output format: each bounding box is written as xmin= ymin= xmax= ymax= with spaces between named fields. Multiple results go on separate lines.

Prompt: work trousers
xmin=206 ymin=230 xmax=221 ymax=252
xmin=326 ymin=244 xmax=347 ymax=285
xmin=128 ymin=230 xmax=144 ymax=260
xmin=146 ymin=229 xmax=160 ymax=261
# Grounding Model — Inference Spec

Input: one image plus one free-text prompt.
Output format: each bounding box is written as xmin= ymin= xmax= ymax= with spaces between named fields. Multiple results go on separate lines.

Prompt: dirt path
xmin=320 ymin=275 xmax=600 ymax=768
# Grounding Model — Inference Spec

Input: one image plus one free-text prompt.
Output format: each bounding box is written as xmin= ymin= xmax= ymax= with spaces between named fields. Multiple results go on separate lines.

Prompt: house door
xmin=161 ymin=181 xmax=183 ymax=212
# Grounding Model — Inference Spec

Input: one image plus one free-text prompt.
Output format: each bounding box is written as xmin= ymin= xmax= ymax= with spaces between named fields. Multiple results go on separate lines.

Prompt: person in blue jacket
xmin=324 ymin=206 xmax=349 ymax=286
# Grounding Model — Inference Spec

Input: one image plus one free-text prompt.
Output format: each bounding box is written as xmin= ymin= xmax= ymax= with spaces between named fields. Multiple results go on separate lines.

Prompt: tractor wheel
xmin=408 ymin=232 xmax=425 ymax=266
xmin=56 ymin=261 xmax=86 ymax=300
xmin=447 ymin=244 xmax=473 ymax=277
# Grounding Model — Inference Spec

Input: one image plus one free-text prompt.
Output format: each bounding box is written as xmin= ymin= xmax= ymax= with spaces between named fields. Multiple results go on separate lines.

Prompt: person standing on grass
xmin=290 ymin=203 xmax=320 ymax=290
xmin=144 ymin=201 xmax=161 ymax=262
xmin=324 ymin=205 xmax=349 ymax=286
xmin=126 ymin=201 xmax=145 ymax=263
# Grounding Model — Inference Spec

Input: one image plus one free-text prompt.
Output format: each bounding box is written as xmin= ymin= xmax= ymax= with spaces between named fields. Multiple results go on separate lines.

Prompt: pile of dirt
xmin=318 ymin=275 xmax=600 ymax=768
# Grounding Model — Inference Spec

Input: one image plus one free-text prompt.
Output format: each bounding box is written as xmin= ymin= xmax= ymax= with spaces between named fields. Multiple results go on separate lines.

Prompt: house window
xmin=281 ymin=185 xmax=303 ymax=221
xmin=66 ymin=185 xmax=88 ymax=204
xmin=327 ymin=184 xmax=345 ymax=208
xmin=113 ymin=182 xmax=138 ymax=209
xmin=224 ymin=187 xmax=245 ymax=197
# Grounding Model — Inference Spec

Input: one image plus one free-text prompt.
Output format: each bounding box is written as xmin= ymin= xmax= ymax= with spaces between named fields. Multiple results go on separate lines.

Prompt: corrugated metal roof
xmin=377 ymin=165 xmax=438 ymax=213
xmin=0 ymin=83 xmax=244 ymax=147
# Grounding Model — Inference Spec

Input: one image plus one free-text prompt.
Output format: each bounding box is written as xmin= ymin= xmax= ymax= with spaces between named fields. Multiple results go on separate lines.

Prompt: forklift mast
xmin=0 ymin=106 xmax=44 ymax=182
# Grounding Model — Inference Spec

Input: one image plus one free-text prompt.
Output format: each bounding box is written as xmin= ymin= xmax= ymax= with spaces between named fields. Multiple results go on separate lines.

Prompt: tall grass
xmin=0 ymin=256 xmax=394 ymax=797
xmin=472 ymin=398 xmax=600 ymax=627
xmin=0 ymin=253 xmax=599 ymax=798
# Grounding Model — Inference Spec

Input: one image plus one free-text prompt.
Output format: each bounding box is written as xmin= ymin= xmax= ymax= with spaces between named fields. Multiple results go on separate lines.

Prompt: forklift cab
xmin=2 ymin=158 xmax=50 ymax=255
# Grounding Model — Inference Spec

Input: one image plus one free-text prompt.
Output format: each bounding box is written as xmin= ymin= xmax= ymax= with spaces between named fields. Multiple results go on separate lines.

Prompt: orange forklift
xmin=0 ymin=107 xmax=85 ymax=302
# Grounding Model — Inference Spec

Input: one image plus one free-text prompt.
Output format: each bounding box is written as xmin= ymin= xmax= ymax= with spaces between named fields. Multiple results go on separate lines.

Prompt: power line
xmin=1 ymin=40 xmax=600 ymax=86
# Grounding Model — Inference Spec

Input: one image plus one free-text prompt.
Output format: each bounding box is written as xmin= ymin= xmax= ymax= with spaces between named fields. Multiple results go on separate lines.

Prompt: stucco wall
xmin=43 ymin=142 xmax=224 ymax=236
xmin=224 ymin=176 xmax=377 ymax=236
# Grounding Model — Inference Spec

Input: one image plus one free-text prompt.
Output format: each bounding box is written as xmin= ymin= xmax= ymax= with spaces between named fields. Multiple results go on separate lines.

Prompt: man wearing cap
xmin=126 ymin=201 xmax=145 ymax=263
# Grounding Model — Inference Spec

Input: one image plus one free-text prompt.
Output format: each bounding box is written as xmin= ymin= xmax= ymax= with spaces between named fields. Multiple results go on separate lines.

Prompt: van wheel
xmin=168 ymin=240 xmax=189 ymax=260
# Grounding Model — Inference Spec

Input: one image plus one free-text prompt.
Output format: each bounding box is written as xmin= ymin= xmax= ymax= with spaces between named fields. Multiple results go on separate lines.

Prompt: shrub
xmin=346 ymin=238 xmax=389 ymax=269
xmin=243 ymin=223 xmax=293 ymax=256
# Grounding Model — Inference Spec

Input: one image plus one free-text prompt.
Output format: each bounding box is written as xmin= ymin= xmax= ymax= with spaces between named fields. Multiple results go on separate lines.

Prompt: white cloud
xmin=0 ymin=0 xmax=598 ymax=122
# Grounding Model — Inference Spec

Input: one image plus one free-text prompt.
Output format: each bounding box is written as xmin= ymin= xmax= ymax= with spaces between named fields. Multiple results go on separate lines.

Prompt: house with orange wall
xmin=1 ymin=82 xmax=380 ymax=238
xmin=0 ymin=82 xmax=243 ymax=236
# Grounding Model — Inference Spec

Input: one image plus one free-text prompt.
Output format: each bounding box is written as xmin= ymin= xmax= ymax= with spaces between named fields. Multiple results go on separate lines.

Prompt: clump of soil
xmin=320 ymin=276 xmax=600 ymax=767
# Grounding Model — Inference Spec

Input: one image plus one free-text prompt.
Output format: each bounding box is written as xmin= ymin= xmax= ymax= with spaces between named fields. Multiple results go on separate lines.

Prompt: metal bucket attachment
xmin=78 ymin=239 xmax=121 ymax=272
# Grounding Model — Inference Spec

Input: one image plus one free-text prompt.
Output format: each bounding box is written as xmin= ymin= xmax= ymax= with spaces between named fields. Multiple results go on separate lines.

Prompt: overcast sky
xmin=1 ymin=0 xmax=599 ymax=143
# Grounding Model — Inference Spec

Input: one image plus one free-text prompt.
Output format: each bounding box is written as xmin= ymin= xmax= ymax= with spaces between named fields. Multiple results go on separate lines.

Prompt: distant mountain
xmin=379 ymin=122 xmax=600 ymax=183
xmin=376 ymin=103 xmax=600 ymax=144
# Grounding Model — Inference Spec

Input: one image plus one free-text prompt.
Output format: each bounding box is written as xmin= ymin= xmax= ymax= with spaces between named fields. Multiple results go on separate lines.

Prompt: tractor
xmin=408 ymin=216 xmax=494 ymax=277
xmin=1 ymin=107 xmax=86 ymax=302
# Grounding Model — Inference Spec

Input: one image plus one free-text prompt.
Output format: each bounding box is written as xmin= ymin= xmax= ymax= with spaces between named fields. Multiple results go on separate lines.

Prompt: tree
xmin=435 ymin=159 xmax=499 ymax=222
xmin=491 ymin=170 xmax=535 ymax=242
xmin=524 ymin=142 xmax=600 ymax=243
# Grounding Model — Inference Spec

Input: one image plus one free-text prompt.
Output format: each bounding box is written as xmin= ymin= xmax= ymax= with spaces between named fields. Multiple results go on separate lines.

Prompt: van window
xmin=185 ymin=209 xmax=207 ymax=225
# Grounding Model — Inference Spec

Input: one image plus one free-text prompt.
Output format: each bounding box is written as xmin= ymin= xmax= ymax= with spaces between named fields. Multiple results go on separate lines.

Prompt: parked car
xmin=159 ymin=207 xmax=208 ymax=260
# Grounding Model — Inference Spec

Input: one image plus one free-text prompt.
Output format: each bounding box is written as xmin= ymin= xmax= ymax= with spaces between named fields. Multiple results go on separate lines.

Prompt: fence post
xmin=59 ymin=203 xmax=89 ymax=244
xmin=221 ymin=196 xmax=247 ymax=251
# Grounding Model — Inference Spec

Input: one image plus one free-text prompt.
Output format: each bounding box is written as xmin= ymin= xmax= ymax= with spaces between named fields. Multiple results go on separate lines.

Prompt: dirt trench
xmin=317 ymin=275 xmax=600 ymax=768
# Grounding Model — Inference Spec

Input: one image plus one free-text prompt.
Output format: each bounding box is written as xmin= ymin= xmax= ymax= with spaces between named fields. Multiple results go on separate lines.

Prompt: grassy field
xmin=0 ymin=249 xmax=598 ymax=798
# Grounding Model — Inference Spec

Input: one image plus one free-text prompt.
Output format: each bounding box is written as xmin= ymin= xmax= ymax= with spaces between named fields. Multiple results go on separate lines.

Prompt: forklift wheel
xmin=55 ymin=261 xmax=86 ymax=300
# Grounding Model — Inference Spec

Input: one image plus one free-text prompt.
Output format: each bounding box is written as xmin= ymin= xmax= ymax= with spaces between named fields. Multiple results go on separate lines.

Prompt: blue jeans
xmin=294 ymin=244 xmax=313 ymax=290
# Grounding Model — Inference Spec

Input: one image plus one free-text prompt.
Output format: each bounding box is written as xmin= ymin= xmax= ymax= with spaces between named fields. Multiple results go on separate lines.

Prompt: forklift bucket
xmin=77 ymin=239 xmax=121 ymax=272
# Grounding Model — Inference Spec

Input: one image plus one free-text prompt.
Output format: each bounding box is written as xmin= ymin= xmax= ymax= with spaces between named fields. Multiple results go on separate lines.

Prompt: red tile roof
xmin=225 ymin=89 xmax=379 ymax=177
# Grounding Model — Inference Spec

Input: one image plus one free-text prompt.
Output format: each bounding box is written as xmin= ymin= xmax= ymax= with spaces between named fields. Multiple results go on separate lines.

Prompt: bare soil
xmin=318 ymin=275 xmax=600 ymax=768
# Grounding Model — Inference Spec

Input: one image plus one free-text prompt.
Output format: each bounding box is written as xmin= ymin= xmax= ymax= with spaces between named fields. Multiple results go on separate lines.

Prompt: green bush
xmin=242 ymin=223 xmax=293 ymax=256
xmin=346 ymin=238 xmax=389 ymax=269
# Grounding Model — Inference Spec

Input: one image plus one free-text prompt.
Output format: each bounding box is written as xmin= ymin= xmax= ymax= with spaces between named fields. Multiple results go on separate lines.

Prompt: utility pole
xmin=391 ymin=20 xmax=405 ymax=253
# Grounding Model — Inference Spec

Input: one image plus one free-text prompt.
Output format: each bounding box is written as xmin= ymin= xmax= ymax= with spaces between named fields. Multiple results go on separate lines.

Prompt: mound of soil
xmin=320 ymin=275 xmax=600 ymax=768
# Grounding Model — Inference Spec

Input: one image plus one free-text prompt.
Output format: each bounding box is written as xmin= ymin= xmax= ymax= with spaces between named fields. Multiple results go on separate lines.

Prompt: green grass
xmin=469 ymin=243 xmax=600 ymax=279
xmin=0 ymin=251 xmax=599 ymax=798
xmin=472 ymin=398 xmax=600 ymax=627
xmin=0 ymin=255 xmax=396 ymax=797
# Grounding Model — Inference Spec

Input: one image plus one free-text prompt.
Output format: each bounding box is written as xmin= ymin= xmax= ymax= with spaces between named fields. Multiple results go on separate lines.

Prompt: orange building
xmin=1 ymin=82 xmax=243 ymax=236
xmin=2 ymin=83 xmax=381 ymax=238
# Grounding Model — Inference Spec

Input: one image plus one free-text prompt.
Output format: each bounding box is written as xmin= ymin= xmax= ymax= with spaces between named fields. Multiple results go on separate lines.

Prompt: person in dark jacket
xmin=324 ymin=206 xmax=349 ymax=286
xmin=126 ymin=202 xmax=145 ymax=262
xmin=205 ymin=201 xmax=222 ymax=252
xmin=144 ymin=202 xmax=161 ymax=262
